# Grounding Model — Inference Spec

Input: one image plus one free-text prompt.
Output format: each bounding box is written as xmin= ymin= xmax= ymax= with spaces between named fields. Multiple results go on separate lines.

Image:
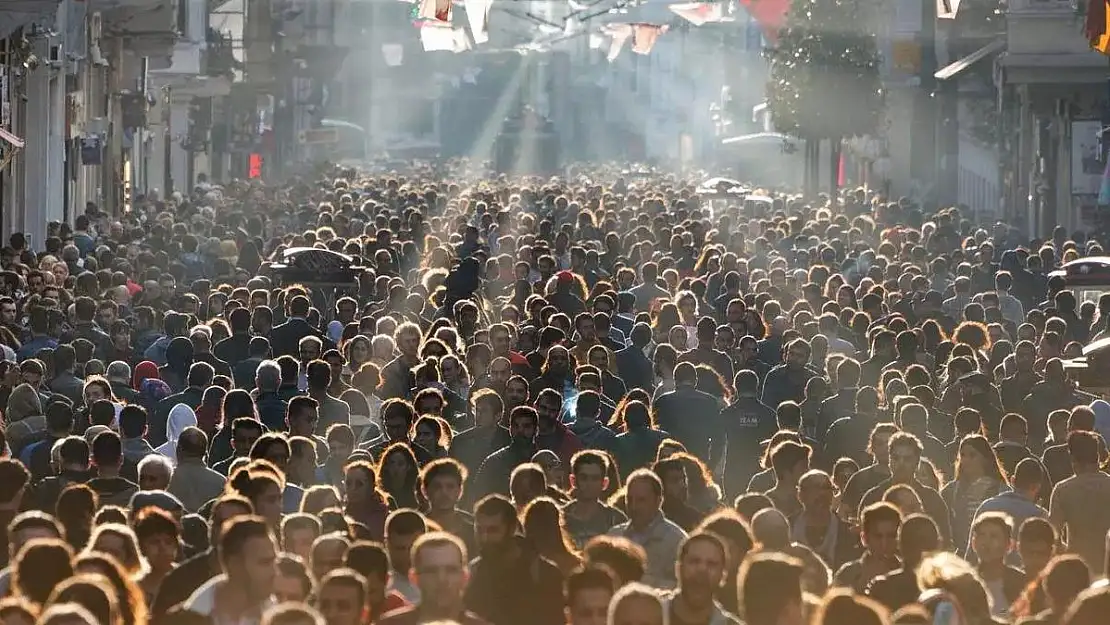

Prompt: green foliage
xmin=765 ymin=0 xmax=885 ymax=141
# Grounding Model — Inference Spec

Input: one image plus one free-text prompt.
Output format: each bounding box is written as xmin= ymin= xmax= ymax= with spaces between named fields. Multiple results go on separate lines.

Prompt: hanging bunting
xmin=603 ymin=24 xmax=633 ymax=62
xmin=738 ymin=0 xmax=789 ymax=44
xmin=414 ymin=0 xmax=453 ymax=23
xmin=420 ymin=22 xmax=457 ymax=51
xmin=464 ymin=0 xmax=494 ymax=44
xmin=631 ymin=24 xmax=667 ymax=55
xmin=668 ymin=2 xmax=725 ymax=26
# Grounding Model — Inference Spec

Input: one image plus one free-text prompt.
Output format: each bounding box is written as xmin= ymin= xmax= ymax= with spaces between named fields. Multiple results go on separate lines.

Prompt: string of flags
xmin=396 ymin=0 xmax=750 ymax=57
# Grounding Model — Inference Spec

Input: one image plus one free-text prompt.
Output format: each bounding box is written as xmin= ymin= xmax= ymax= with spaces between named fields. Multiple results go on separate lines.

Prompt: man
xmin=215 ymin=308 xmax=253 ymax=366
xmin=167 ymin=426 xmax=228 ymax=512
xmin=832 ymin=502 xmax=901 ymax=593
xmin=1049 ymin=430 xmax=1110 ymax=571
xmin=815 ymin=358 xmax=862 ymax=441
xmin=275 ymin=555 xmax=314 ymax=603
xmin=31 ymin=436 xmax=92 ymax=512
xmin=654 ymin=457 xmax=703 ymax=532
xmin=0 ymin=511 xmax=63 ymax=592
xmin=859 ymin=432 xmax=952 ymax=545
xmin=212 ymin=418 xmax=264 ymax=476
xmin=719 ymin=370 xmax=777 ymax=498
xmin=16 ymin=306 xmax=57 ymax=362
xmin=993 ymin=413 xmax=1034 ymax=478
xmin=968 ymin=458 xmax=1047 ymax=564
xmin=67 ymin=296 xmax=112 ymax=360
xmin=764 ymin=441 xmax=810 ymax=520
xmin=969 ymin=512 xmax=1025 ymax=615
xmin=380 ymin=322 xmax=422 ymax=400
xmin=533 ymin=387 xmax=583 ymax=466
xmin=138 ymin=454 xmax=174 ymax=491
xmin=677 ymin=317 xmax=735 ymax=382
xmin=737 ymin=553 xmax=805 ymax=625
xmin=465 ymin=494 xmax=564 ymax=625
xmin=475 ymin=406 xmax=540 ymax=499
xmin=661 ymin=532 xmax=741 ymax=625
xmin=152 ymin=495 xmax=254 ymax=617
xmin=152 ymin=362 xmax=213 ymax=448
xmin=385 ymin=510 xmax=428 ymax=604
xmin=614 ymin=323 xmax=654 ymax=392
xmin=21 ymin=400 xmax=73 ymax=483
xmin=568 ymin=389 xmax=616 ymax=452
xmin=270 ymin=295 xmax=331 ymax=359
xmin=235 ymin=337 xmax=272 ymax=392
xmin=306 ymin=359 xmax=351 ymax=435
xmin=285 ymin=396 xmax=330 ymax=465
xmin=421 ymin=459 xmax=475 ymax=553
xmin=628 ymin=262 xmax=667 ymax=312
xmin=191 ymin=328 xmax=233 ymax=379
xmin=252 ymin=359 xmax=288 ymax=432
xmin=379 ymin=532 xmax=488 ymax=625
xmin=653 ymin=363 xmax=720 ymax=463
xmin=867 ymin=514 xmax=941 ymax=612
xmin=86 ymin=430 xmax=139 ymax=507
xmin=47 ymin=344 xmax=84 ymax=406
xmin=1001 ymin=340 xmax=1042 ymax=416
xmin=566 ymin=565 xmax=617 ymax=625
xmin=563 ymin=451 xmax=627 ymax=549
xmin=315 ymin=569 xmax=369 ymax=625
xmin=761 ymin=338 xmax=818 ymax=411
xmin=607 ymin=469 xmax=687 ymax=589
xmin=119 ymin=404 xmax=155 ymax=482
xmin=792 ymin=470 xmax=858 ymax=571
xmin=180 ymin=515 xmax=278 ymax=622
xmin=249 ymin=434 xmax=304 ymax=514
xmin=451 ymin=390 xmax=510 ymax=506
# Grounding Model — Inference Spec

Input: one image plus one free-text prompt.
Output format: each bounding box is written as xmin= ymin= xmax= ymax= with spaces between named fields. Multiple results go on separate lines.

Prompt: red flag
xmin=739 ymin=0 xmax=790 ymax=44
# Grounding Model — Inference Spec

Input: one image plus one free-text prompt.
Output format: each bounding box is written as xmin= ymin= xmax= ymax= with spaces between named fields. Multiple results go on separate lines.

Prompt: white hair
xmin=138 ymin=453 xmax=174 ymax=480
xmin=256 ymin=359 xmax=282 ymax=392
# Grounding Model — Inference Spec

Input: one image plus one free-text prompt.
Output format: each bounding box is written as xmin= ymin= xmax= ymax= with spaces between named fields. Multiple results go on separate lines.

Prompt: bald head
xmin=751 ymin=508 xmax=790 ymax=550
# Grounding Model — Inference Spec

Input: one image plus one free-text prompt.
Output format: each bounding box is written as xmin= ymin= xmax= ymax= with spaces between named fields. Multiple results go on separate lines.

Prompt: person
xmin=607 ymin=583 xmax=665 ymax=625
xmin=179 ymin=515 xmax=278 ymax=623
xmin=833 ymin=502 xmax=901 ymax=593
xmin=85 ymin=430 xmax=139 ymax=507
xmin=379 ymin=532 xmax=488 ymax=625
xmin=859 ymin=432 xmax=952 ymax=545
xmin=465 ymin=495 xmax=563 ymax=625
xmin=314 ymin=569 xmax=368 ymax=625
xmin=867 ymin=513 xmax=941 ymax=612
xmin=719 ymin=370 xmax=777 ymax=497
xmin=793 ymin=469 xmax=859 ymax=571
xmin=968 ymin=458 xmax=1047 ymax=565
xmin=563 ymin=451 xmax=627 ymax=549
xmin=738 ymin=553 xmax=806 ymax=625
xmin=167 ymin=426 xmax=227 ymax=512
xmin=968 ymin=512 xmax=1025 ymax=617
xmin=474 ymin=406 xmax=540 ymax=500
xmin=652 ymin=363 xmax=720 ymax=463
xmin=660 ymin=532 xmax=742 ymax=625
xmin=1049 ymin=430 xmax=1110 ymax=571
xmin=566 ymin=565 xmax=618 ymax=625
xmin=1012 ymin=555 xmax=1090 ymax=625
xmin=384 ymin=510 xmax=427 ymax=604
xmin=606 ymin=469 xmax=687 ymax=588
xmin=420 ymin=458 xmax=476 ymax=553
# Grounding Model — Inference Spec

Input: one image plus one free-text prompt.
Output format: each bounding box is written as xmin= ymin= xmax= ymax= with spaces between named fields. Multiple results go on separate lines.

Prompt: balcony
xmin=1001 ymin=0 xmax=1108 ymax=83
xmin=0 ymin=0 xmax=63 ymax=40
xmin=94 ymin=0 xmax=178 ymax=66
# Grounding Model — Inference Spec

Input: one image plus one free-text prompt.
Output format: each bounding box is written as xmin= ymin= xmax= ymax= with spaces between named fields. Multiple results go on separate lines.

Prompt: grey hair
xmin=106 ymin=360 xmax=131 ymax=382
xmin=607 ymin=582 xmax=664 ymax=625
xmin=138 ymin=454 xmax=174 ymax=480
xmin=255 ymin=359 xmax=282 ymax=393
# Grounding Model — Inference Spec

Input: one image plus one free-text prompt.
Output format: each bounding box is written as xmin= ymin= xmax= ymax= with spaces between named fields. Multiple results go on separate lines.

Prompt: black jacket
xmin=213 ymin=333 xmax=250 ymax=366
xmin=614 ymin=345 xmax=653 ymax=392
xmin=719 ymin=397 xmax=777 ymax=497
xmin=653 ymin=386 xmax=721 ymax=463
xmin=464 ymin=538 xmax=564 ymax=625
xmin=269 ymin=317 xmax=332 ymax=358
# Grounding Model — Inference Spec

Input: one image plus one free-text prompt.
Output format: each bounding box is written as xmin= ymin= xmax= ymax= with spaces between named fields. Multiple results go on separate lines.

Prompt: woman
xmin=154 ymin=404 xmax=197 ymax=466
xmin=413 ymin=415 xmax=451 ymax=458
xmin=83 ymin=524 xmax=146 ymax=578
xmin=651 ymin=344 xmax=677 ymax=399
xmin=194 ymin=385 xmax=226 ymax=441
xmin=343 ymin=335 xmax=373 ymax=378
xmin=227 ymin=466 xmax=284 ymax=529
xmin=344 ymin=461 xmax=392 ymax=540
xmin=674 ymin=291 xmax=700 ymax=347
xmin=74 ymin=552 xmax=148 ymax=625
xmin=1012 ymin=555 xmax=1089 ymax=625
xmin=132 ymin=507 xmax=180 ymax=605
xmin=377 ymin=443 xmax=423 ymax=510
xmin=522 ymin=497 xmax=582 ymax=576
xmin=942 ymin=434 xmax=1006 ymax=550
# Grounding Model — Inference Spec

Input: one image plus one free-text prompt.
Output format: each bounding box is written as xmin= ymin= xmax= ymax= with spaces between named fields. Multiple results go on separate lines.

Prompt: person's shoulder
xmin=377 ymin=604 xmax=418 ymax=625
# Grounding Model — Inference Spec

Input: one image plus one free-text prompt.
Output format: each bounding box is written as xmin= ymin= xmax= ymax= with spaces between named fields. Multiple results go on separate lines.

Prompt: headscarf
xmin=155 ymin=403 xmax=197 ymax=465
xmin=133 ymin=361 xmax=160 ymax=390
xmin=140 ymin=378 xmax=172 ymax=411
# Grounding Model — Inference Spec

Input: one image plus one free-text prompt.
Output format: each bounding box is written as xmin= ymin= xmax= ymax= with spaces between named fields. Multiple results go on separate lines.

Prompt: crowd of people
xmin=0 ymin=164 xmax=1106 ymax=625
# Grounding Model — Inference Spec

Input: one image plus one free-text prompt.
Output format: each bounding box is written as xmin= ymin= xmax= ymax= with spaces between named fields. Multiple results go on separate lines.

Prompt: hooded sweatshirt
xmin=156 ymin=404 xmax=198 ymax=465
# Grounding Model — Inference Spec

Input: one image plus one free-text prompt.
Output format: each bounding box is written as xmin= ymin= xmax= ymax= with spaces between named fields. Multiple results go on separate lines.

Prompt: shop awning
xmin=935 ymin=38 xmax=1005 ymax=80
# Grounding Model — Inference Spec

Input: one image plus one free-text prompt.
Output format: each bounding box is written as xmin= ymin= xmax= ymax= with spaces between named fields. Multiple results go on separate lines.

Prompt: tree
xmin=765 ymin=0 xmax=884 ymax=197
